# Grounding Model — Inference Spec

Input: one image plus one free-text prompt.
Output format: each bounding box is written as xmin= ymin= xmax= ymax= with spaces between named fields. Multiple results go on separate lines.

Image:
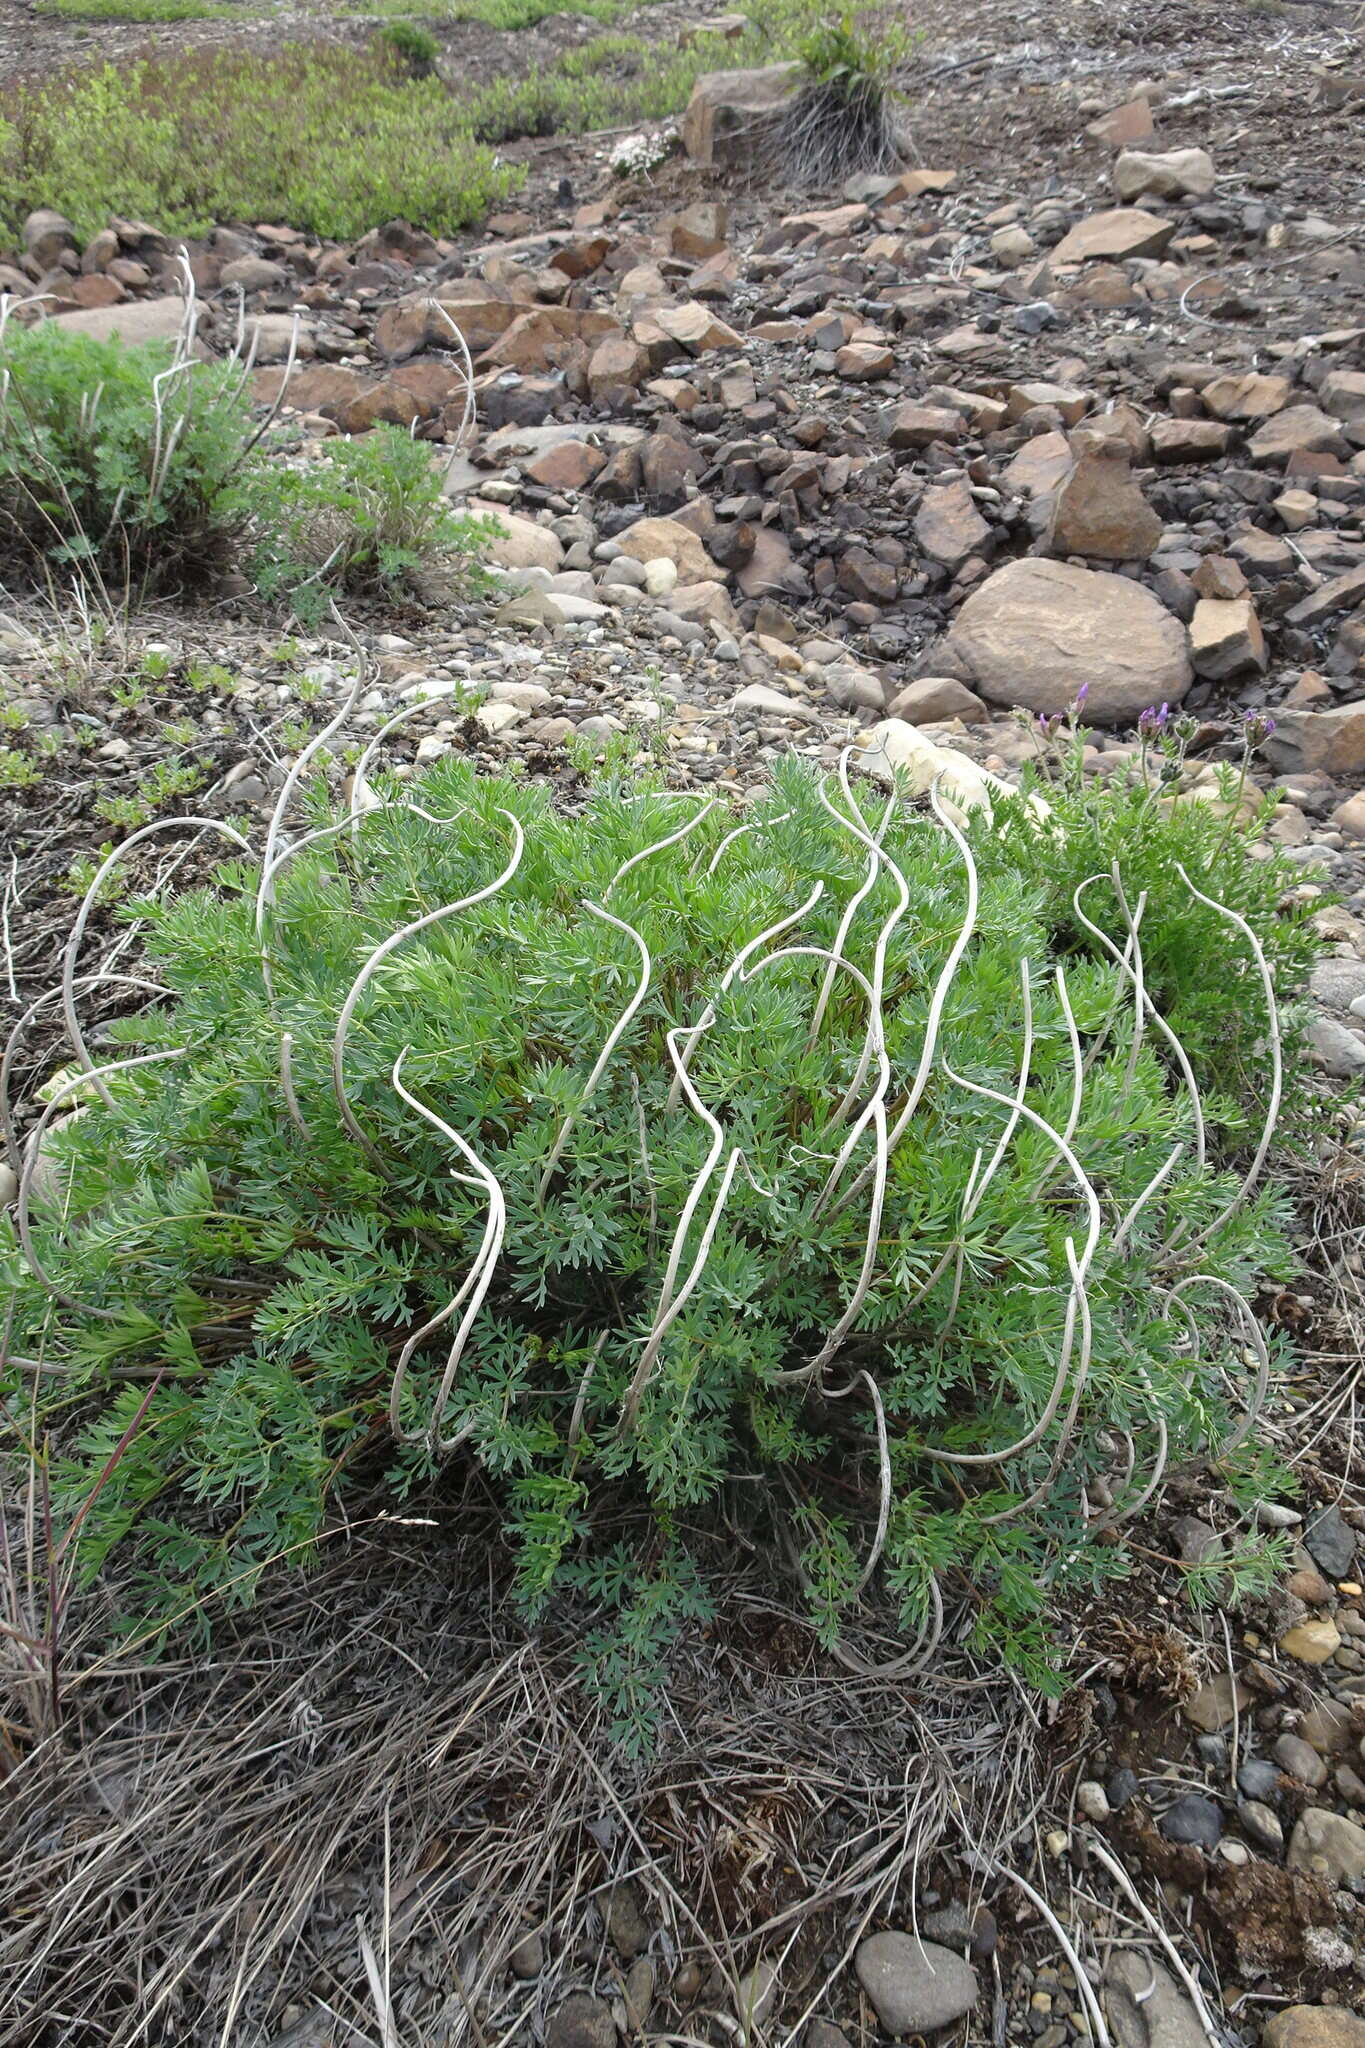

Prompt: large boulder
xmin=937 ymin=557 xmax=1191 ymax=723
xmin=681 ymin=63 xmax=803 ymax=169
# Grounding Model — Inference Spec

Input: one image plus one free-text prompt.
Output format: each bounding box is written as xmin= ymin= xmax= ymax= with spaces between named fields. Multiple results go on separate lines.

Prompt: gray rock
xmin=546 ymin=1994 xmax=616 ymax=2048
xmin=1308 ymin=1016 xmax=1365 ymax=1077
xmin=1077 ymin=1781 xmax=1111 ymax=1822
xmin=1239 ymin=1799 xmax=1284 ymax=1853
xmin=854 ymin=1932 xmax=979 ymax=2035
xmin=1104 ymin=1954 xmax=1206 ymax=2048
xmin=1310 ymin=960 xmax=1365 ymax=1013
xmin=1274 ymin=1733 xmax=1329 ymax=1788
xmin=1264 ymin=2008 xmax=1365 ymax=2048
xmin=1237 ymin=1758 xmax=1283 ymax=1801
xmin=602 ymin=1880 xmax=652 ymax=1960
xmin=509 ymin=1931 xmax=544 ymax=1979
xmin=734 ymin=1959 xmax=778 ymax=2028
xmin=1159 ymin=1794 xmax=1222 ymax=1848
xmin=805 ymin=2025 xmax=852 ymax=2048
xmin=1287 ymin=1807 xmax=1365 ymax=1884
xmin=1306 ymin=1505 xmax=1358 ymax=1580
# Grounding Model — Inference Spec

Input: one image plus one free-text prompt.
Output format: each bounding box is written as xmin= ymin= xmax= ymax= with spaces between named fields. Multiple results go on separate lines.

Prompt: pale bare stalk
xmin=538 ymin=903 xmax=651 ymax=1201
xmin=331 ymin=811 xmax=523 ymax=1155
xmin=63 ymin=820 xmax=250 ymax=1107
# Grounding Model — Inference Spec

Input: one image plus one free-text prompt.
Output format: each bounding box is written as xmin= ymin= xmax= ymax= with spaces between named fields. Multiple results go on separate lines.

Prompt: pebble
xmin=1274 ymin=1733 xmax=1330 ymax=1788
xmin=1076 ymin=1781 xmax=1110 ymax=1823
xmin=1159 ymin=1794 xmax=1223 ymax=1849
xmin=854 ymin=1933 xmax=979 ymax=2034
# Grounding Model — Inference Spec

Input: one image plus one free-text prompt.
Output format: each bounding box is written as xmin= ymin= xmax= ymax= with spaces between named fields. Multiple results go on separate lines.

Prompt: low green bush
xmin=2 ymin=752 xmax=1315 ymax=1744
xmin=377 ymin=19 xmax=441 ymax=74
xmin=36 ymin=0 xmax=238 ymax=18
xmin=0 ymin=325 xmax=490 ymax=613
xmin=248 ymin=428 xmax=497 ymax=625
xmin=0 ymin=44 xmax=524 ymax=243
xmin=0 ymin=322 xmax=253 ymax=596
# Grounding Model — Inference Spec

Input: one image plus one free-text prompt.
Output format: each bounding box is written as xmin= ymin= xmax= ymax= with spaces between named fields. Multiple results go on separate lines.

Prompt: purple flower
xmin=1075 ymin=682 xmax=1090 ymax=707
xmin=1243 ymin=709 xmax=1276 ymax=746
xmin=1137 ymin=702 xmax=1170 ymax=740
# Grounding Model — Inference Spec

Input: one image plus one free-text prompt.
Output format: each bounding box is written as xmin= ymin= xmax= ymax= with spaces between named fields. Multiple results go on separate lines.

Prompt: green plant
xmin=2 ymin=748 xmax=1315 ymax=1741
xmin=378 ymin=19 xmax=440 ymax=74
xmin=0 ymin=744 xmax=39 ymax=788
xmin=246 ymin=427 xmax=496 ymax=625
xmin=36 ymin=0 xmax=239 ymax=18
xmin=0 ymin=322 xmax=255 ymax=599
xmin=0 ymin=44 xmax=524 ymax=243
xmin=782 ymin=12 xmax=911 ymax=184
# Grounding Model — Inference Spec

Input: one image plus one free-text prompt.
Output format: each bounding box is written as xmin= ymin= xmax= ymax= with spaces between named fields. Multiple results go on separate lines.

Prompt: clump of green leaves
xmin=0 ymin=327 xmax=490 ymax=614
xmin=782 ymin=11 xmax=912 ymax=184
xmin=249 ymin=429 xmax=496 ymax=625
xmin=0 ymin=323 xmax=254 ymax=597
xmin=378 ymin=20 xmax=440 ymax=74
xmin=2 ymin=757 xmax=1315 ymax=1741
xmin=0 ymin=43 xmax=523 ymax=243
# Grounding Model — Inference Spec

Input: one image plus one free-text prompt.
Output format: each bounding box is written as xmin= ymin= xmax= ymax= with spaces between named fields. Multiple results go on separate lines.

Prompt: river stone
xmin=1104 ymin=1953 xmax=1205 ymax=2048
xmin=1265 ymin=2011 xmax=1365 ymax=2048
xmin=938 ymin=557 xmax=1191 ymax=723
xmin=1305 ymin=1504 xmax=1358 ymax=1580
xmin=1287 ymin=1807 xmax=1365 ymax=1884
xmin=854 ymin=1933 xmax=979 ymax=2035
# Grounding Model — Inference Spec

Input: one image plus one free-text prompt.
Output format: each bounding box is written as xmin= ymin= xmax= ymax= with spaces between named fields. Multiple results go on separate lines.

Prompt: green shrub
xmin=782 ymin=11 xmax=912 ymax=184
xmin=378 ymin=19 xmax=440 ymax=74
xmin=0 ymin=326 xmax=490 ymax=613
xmin=246 ymin=428 xmax=496 ymax=624
xmin=36 ymin=0 xmax=239 ymax=18
xmin=2 ymin=753 xmax=1314 ymax=1739
xmin=0 ymin=322 xmax=254 ymax=596
xmin=0 ymin=44 xmax=524 ymax=243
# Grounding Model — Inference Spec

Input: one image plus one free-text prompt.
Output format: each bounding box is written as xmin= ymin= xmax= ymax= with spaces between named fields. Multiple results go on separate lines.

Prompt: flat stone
xmin=1273 ymin=1733 xmax=1329 ymax=1788
xmin=1287 ymin=1807 xmax=1365 ymax=1884
xmin=51 ymin=294 xmax=197 ymax=347
xmin=1201 ymin=371 xmax=1293 ymax=422
xmin=1051 ymin=208 xmax=1176 ymax=264
xmin=1189 ymin=596 xmax=1266 ymax=679
xmin=471 ymin=502 xmax=564 ymax=574
xmin=1306 ymin=1504 xmax=1358 ymax=1579
xmin=1262 ymin=705 xmax=1365 ymax=778
xmin=1279 ymin=1618 xmax=1343 ymax=1664
xmin=940 ymin=557 xmax=1191 ymax=723
xmin=547 ymin=1994 xmax=616 ymax=2048
xmin=888 ymin=676 xmax=988 ymax=724
xmin=884 ymin=403 xmax=962 ymax=449
xmin=1104 ymin=1954 xmax=1205 ymax=2048
xmin=1086 ymin=99 xmax=1156 ymax=147
xmin=730 ymin=683 xmax=823 ymax=724
xmin=854 ymin=1933 xmax=978 ymax=2036
xmin=1151 ymin=418 xmax=1232 ymax=462
xmin=1159 ymin=1794 xmax=1222 ymax=1849
xmin=1113 ymin=148 xmax=1216 ymax=202
xmin=1286 ymin=562 xmax=1365 ymax=625
xmin=1248 ymin=405 xmax=1349 ymax=467
xmin=613 ymin=515 xmax=721 ymax=584
xmin=1265 ymin=2010 xmax=1365 ymax=2048
xmin=915 ymin=478 xmax=991 ymax=572
xmin=1183 ymin=1674 xmax=1250 ymax=1732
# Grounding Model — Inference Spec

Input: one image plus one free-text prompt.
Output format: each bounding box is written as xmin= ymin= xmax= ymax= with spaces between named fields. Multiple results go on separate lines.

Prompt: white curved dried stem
xmin=1161 ymin=1272 xmax=1270 ymax=1458
xmin=806 ymin=774 xmax=897 ymax=1047
xmin=1091 ymin=1378 xmax=1170 ymax=1531
xmin=987 ymin=1867 xmax=1111 ymax=2048
xmin=427 ymin=301 xmax=478 ymax=456
xmin=818 ymin=759 xmax=908 ymax=1141
xmin=63 ymin=818 xmax=251 ymax=1107
xmin=603 ymin=797 xmax=716 ymax=902
xmin=621 ymin=1022 xmax=727 ymax=1429
xmin=665 ymin=884 xmax=824 ymax=1115
xmin=388 ymin=1050 xmax=507 ymax=1454
xmin=261 ymin=632 xmax=369 ymax=905
xmin=255 ymin=803 xmax=389 ymax=970
xmin=920 ymin=1046 xmax=1102 ymax=1468
xmin=843 ymin=1370 xmax=891 ymax=1596
xmin=703 ymin=808 xmax=792 ymax=878
xmin=17 ymin=1047 xmax=187 ymax=1322
xmin=734 ymin=945 xmax=885 ymax=1388
xmin=832 ymin=776 xmax=978 ymax=1218
xmin=278 ymin=1033 xmax=310 ymax=1144
xmin=1055 ymin=964 xmax=1083 ymax=1148
xmin=2 ymin=972 xmax=165 ymax=1172
xmin=1172 ymin=862 xmax=1281 ymax=1249
xmin=238 ymin=313 xmax=300 ymax=460
xmin=332 ymin=811 xmax=524 ymax=1157
xmin=1074 ymin=875 xmax=1206 ymax=1175
xmin=979 ymin=1238 xmax=1094 ymax=1525
xmin=538 ymin=902 xmax=651 ymax=1201
xmin=827 ymin=1571 xmax=945 ymax=1679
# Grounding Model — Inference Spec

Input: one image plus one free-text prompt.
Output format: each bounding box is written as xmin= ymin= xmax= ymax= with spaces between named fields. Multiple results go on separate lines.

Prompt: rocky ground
xmin=4 ymin=0 xmax=1365 ymax=2043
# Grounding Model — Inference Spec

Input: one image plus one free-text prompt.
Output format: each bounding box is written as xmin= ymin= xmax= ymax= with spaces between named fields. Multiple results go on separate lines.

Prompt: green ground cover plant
xmin=0 ymin=43 xmax=523 ymax=243
xmin=0 ymin=0 xmax=872 ymax=241
xmin=1 ymin=746 xmax=1315 ymax=1745
xmin=0 ymin=321 xmax=490 ymax=613
xmin=35 ymin=0 xmax=240 ymax=19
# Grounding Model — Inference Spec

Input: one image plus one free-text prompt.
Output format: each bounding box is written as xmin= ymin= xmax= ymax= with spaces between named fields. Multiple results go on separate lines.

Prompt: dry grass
xmin=0 ymin=1498 xmax=1045 ymax=2047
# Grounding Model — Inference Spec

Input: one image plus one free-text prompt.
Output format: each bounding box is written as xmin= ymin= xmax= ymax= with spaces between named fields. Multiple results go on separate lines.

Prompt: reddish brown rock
xmin=915 ymin=478 xmax=991 ymax=572
xmin=1045 ymin=436 xmax=1163 ymax=561
xmin=885 ymin=403 xmax=962 ymax=449
xmin=524 ymin=440 xmax=608 ymax=490
xmin=680 ymin=63 xmax=803 ymax=169
xmin=1051 ymin=208 xmax=1175 ymax=264
xmin=1247 ymin=404 xmax=1349 ymax=467
xmin=1190 ymin=597 xmax=1266 ymax=679
xmin=1150 ymin=417 xmax=1233 ymax=463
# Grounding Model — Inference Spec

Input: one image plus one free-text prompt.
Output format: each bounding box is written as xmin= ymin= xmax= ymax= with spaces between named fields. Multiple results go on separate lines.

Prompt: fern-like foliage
xmin=2 ymin=753 xmax=1318 ymax=1726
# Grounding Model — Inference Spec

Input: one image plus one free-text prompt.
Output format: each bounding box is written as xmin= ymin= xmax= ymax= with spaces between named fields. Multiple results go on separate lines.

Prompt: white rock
xmin=644 ymin=558 xmax=679 ymax=598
